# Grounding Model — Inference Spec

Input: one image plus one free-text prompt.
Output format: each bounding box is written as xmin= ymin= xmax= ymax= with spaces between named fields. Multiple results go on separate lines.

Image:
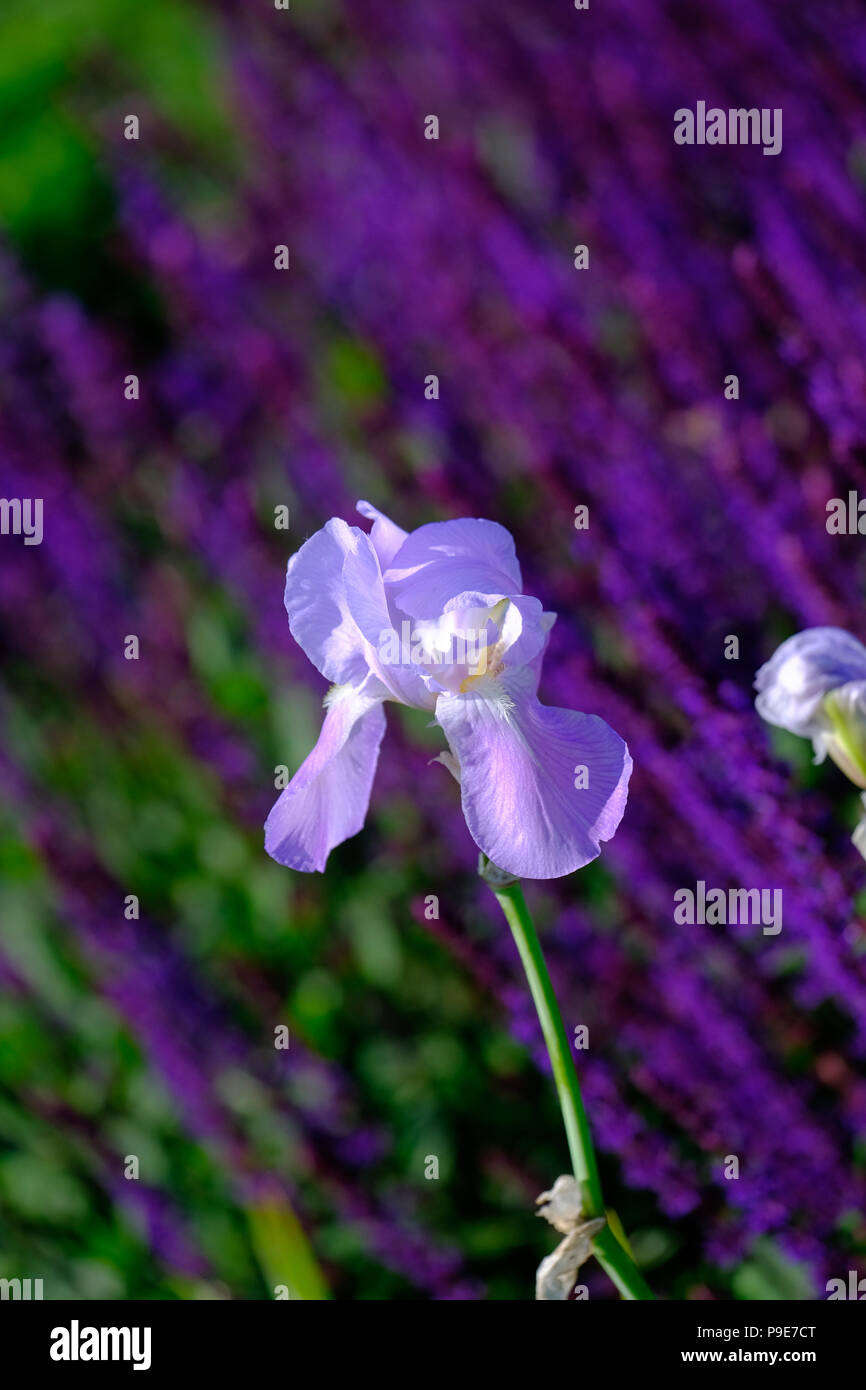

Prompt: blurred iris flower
xmin=266 ymin=502 xmax=632 ymax=878
xmin=756 ymin=627 xmax=866 ymax=856
xmin=755 ymin=627 xmax=866 ymax=785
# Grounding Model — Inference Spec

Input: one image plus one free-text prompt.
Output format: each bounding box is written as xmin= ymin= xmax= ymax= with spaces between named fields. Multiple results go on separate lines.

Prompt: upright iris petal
xmin=266 ymin=503 xmax=632 ymax=878
xmin=383 ymin=517 xmax=523 ymax=619
xmin=283 ymin=519 xmax=378 ymax=687
xmin=356 ymin=498 xmax=408 ymax=570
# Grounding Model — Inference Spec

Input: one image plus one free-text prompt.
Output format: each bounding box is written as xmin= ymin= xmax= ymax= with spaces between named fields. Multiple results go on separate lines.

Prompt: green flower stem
xmin=484 ymin=869 xmax=654 ymax=1301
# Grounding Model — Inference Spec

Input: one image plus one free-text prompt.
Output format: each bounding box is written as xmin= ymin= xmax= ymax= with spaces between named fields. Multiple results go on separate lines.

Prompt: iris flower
xmin=266 ymin=502 xmax=632 ymax=878
xmin=755 ymin=626 xmax=866 ymax=786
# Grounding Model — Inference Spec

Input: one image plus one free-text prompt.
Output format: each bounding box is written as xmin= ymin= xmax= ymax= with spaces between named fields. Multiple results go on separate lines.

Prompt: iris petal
xmin=283 ymin=519 xmax=377 ymax=685
xmin=755 ymin=627 xmax=866 ymax=737
xmin=265 ymin=685 xmax=386 ymax=872
xmin=384 ymin=518 xmax=523 ymax=618
xmin=435 ymin=671 xmax=632 ymax=879
xmin=356 ymin=500 xmax=408 ymax=570
xmin=341 ymin=534 xmax=434 ymax=707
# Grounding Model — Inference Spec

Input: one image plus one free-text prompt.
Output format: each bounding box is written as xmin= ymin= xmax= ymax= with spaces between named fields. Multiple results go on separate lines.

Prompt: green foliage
xmin=0 ymin=0 xmax=235 ymax=306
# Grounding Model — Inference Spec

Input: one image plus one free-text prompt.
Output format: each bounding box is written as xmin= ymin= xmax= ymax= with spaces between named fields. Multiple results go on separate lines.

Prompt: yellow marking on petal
xmin=457 ymin=666 xmax=510 ymax=700
xmin=459 ymin=649 xmax=506 ymax=691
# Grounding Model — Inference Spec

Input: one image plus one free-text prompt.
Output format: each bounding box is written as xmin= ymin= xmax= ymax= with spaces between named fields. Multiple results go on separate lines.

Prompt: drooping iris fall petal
xmin=434 ymin=670 xmax=632 ymax=879
xmin=265 ymin=684 xmax=386 ymax=872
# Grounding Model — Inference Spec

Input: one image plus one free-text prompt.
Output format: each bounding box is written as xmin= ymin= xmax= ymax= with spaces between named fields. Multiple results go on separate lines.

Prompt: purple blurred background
xmin=1 ymin=0 xmax=866 ymax=1298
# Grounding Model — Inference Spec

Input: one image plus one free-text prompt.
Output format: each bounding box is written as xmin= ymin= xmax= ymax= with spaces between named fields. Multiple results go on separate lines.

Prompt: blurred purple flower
xmin=755 ymin=627 xmax=866 ymax=741
xmin=755 ymin=627 xmax=866 ymax=783
xmin=266 ymin=502 xmax=632 ymax=877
